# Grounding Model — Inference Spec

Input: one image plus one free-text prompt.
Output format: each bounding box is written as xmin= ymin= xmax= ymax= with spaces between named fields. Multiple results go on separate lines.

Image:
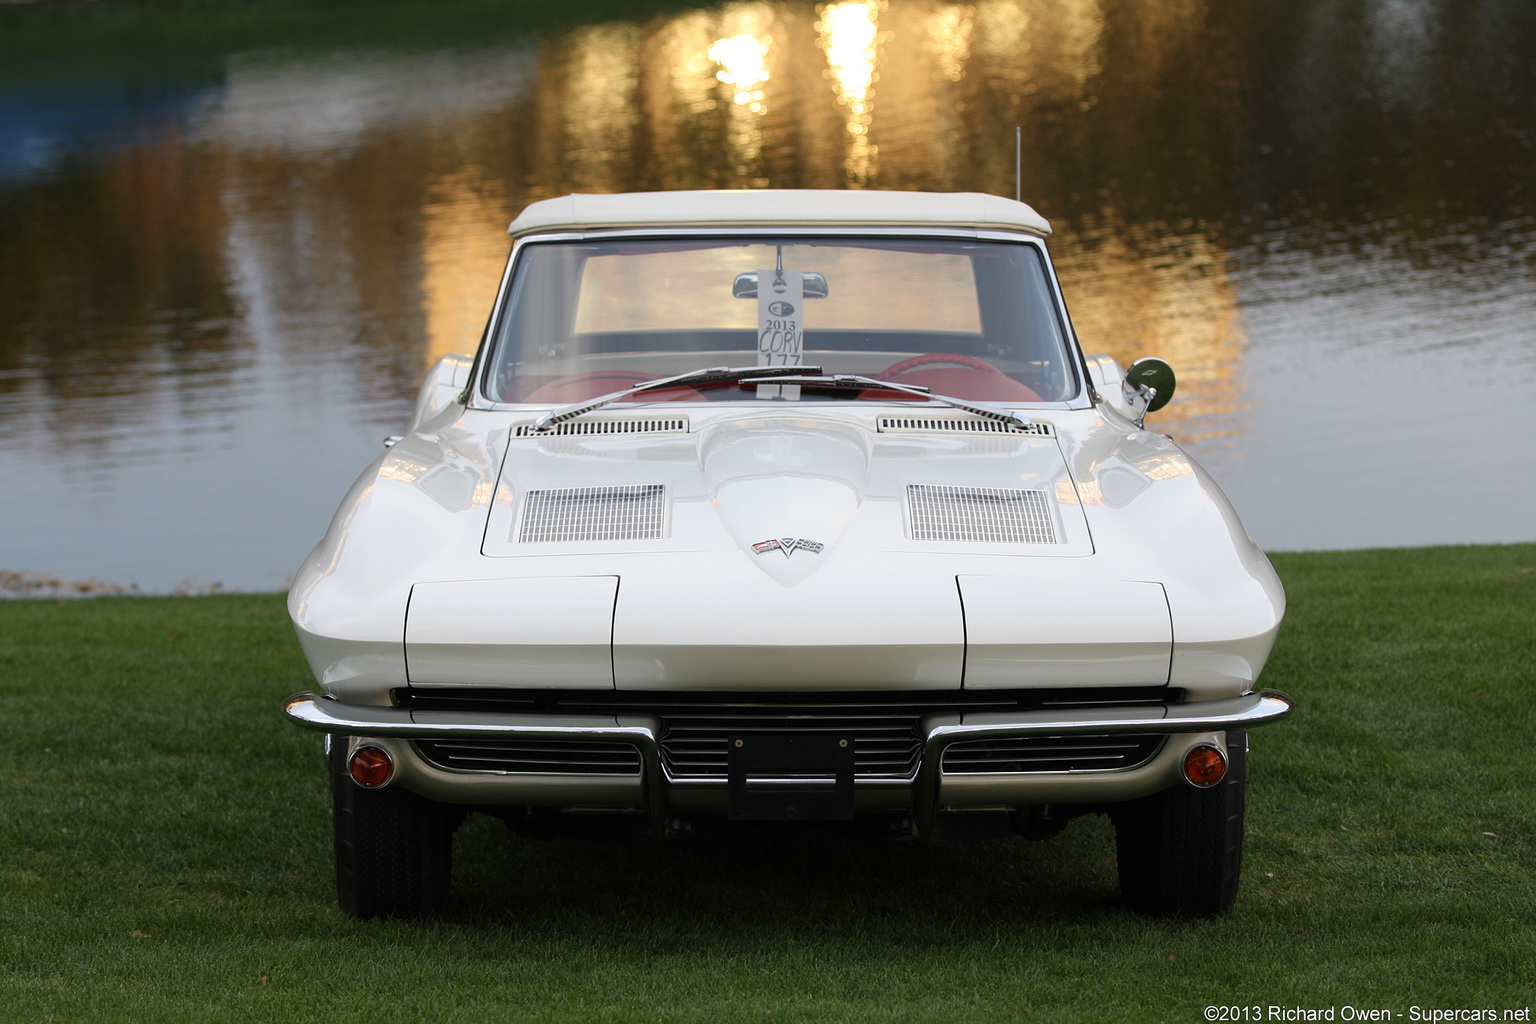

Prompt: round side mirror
xmin=1125 ymin=357 xmax=1176 ymax=414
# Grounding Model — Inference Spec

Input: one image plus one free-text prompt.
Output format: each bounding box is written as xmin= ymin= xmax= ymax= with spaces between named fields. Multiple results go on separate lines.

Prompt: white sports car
xmin=283 ymin=190 xmax=1291 ymax=919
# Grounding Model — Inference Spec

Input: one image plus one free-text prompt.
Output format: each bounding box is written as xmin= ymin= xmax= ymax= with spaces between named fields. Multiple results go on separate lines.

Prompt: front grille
xmin=518 ymin=484 xmax=666 ymax=543
xmin=556 ymin=692 xmax=957 ymax=781
xmin=398 ymin=688 xmax=1172 ymax=783
xmin=414 ymin=739 xmax=642 ymax=775
xmin=648 ymin=699 xmax=923 ymax=780
xmin=907 ymin=484 xmax=1057 ymax=544
xmin=940 ymin=735 xmax=1164 ymax=774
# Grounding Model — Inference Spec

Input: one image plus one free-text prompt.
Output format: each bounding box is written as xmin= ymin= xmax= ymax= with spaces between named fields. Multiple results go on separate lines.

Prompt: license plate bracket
xmin=727 ymin=734 xmax=855 ymax=821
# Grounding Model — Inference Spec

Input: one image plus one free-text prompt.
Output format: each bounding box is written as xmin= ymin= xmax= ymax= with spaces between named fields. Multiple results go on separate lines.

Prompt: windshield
xmin=482 ymin=237 xmax=1078 ymax=405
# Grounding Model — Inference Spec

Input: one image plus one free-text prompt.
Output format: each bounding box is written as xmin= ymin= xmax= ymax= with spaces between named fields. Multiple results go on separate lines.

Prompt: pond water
xmin=2 ymin=0 xmax=1533 ymax=594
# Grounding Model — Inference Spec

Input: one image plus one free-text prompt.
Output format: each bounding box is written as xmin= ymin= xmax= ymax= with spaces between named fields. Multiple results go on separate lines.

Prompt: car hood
xmin=483 ymin=412 xmax=1094 ymax=570
xmin=405 ymin=411 xmax=1142 ymax=692
xmin=291 ymin=406 xmax=1283 ymax=701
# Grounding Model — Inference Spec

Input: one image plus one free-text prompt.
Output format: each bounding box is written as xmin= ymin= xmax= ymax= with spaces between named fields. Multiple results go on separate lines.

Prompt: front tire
xmin=1112 ymin=731 xmax=1246 ymax=916
xmin=330 ymin=739 xmax=455 ymax=919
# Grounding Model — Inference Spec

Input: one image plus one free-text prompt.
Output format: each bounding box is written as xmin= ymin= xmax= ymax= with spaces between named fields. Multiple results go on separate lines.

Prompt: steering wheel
xmin=876 ymin=353 xmax=1003 ymax=379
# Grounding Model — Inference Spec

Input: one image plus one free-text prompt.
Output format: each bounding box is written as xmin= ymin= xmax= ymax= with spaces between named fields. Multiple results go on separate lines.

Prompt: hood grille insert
xmin=515 ymin=417 xmax=688 ymax=437
xmin=878 ymin=416 xmax=1054 ymax=437
xmin=519 ymin=484 xmax=666 ymax=543
xmin=908 ymin=484 xmax=1057 ymax=544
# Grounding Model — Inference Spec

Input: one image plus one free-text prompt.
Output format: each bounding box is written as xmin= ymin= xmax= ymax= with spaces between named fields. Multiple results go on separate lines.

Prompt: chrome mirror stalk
xmin=1121 ymin=357 xmax=1176 ymax=427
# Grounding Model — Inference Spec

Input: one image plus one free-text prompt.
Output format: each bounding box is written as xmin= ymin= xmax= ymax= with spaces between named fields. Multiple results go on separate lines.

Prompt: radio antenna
xmin=1014 ymin=126 xmax=1022 ymax=202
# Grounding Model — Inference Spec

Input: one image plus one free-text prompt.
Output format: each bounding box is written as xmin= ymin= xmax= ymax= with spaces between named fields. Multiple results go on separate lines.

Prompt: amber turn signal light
xmin=1181 ymin=744 xmax=1227 ymax=788
xmin=348 ymin=744 xmax=394 ymax=788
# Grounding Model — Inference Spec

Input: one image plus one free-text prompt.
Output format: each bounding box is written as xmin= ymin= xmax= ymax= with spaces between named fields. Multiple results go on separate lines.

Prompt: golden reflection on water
xmin=404 ymin=0 xmax=1246 ymax=433
xmin=972 ymin=0 xmax=1029 ymax=77
xmin=5 ymin=0 xmax=1247 ymax=437
xmin=926 ymin=5 xmax=973 ymax=83
xmin=709 ymin=3 xmax=777 ymax=183
xmin=818 ymin=0 xmax=883 ymax=186
xmin=7 ymin=0 xmax=1533 ymax=590
xmin=710 ymin=30 xmax=771 ymax=112
xmin=1053 ymin=215 xmax=1246 ymax=446
xmin=663 ymin=12 xmax=720 ymax=117
xmin=421 ymin=166 xmax=511 ymax=365
xmin=555 ymin=23 xmax=641 ymax=191
xmin=642 ymin=11 xmax=721 ymax=189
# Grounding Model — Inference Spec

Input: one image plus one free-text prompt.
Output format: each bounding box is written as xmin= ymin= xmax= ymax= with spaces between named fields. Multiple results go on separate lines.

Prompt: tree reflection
xmin=0 ymin=0 xmax=1531 ymax=451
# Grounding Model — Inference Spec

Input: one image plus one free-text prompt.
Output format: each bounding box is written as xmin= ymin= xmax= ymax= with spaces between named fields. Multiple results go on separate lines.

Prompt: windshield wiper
xmin=530 ymin=364 xmax=822 ymax=433
xmin=737 ymin=372 xmax=1034 ymax=430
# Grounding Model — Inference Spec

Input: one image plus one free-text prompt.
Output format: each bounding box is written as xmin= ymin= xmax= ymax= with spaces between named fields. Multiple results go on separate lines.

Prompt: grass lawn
xmin=1 ymin=544 xmax=1532 ymax=1022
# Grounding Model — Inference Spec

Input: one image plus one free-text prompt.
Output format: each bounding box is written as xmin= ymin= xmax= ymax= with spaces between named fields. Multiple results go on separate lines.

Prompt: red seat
xmin=866 ymin=353 xmax=1042 ymax=402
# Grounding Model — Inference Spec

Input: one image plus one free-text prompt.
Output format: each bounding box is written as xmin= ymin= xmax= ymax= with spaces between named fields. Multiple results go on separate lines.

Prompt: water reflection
xmin=926 ymin=5 xmax=972 ymax=83
xmin=708 ymin=5 xmax=775 ymax=181
xmin=0 ymin=0 xmax=1532 ymax=591
xmin=710 ymin=23 xmax=771 ymax=112
xmin=421 ymin=167 xmax=511 ymax=366
xmin=199 ymin=47 xmax=537 ymax=157
xmin=1053 ymin=213 xmax=1247 ymax=448
xmin=558 ymin=24 xmax=643 ymax=190
xmin=819 ymin=0 xmax=882 ymax=186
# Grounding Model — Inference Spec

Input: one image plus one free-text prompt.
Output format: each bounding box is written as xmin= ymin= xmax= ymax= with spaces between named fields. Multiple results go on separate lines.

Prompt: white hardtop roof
xmin=507 ymin=189 xmax=1051 ymax=239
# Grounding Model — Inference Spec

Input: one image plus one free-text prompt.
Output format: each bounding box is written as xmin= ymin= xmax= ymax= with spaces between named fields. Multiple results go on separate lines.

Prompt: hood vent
xmin=878 ymin=415 xmax=1054 ymax=437
xmin=519 ymin=484 xmax=666 ymax=543
xmin=907 ymin=484 xmax=1058 ymax=544
xmin=516 ymin=417 xmax=688 ymax=437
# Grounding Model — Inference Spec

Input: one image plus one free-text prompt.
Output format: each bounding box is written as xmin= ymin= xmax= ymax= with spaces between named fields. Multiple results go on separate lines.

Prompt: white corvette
xmin=283 ymin=190 xmax=1291 ymax=918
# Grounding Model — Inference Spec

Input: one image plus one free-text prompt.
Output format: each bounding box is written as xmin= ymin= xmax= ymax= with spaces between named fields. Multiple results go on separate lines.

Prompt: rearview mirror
xmin=732 ymin=272 xmax=829 ymax=299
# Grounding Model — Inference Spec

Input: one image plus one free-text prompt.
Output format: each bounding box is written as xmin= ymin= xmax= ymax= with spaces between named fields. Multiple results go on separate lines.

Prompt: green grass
xmin=1 ymin=544 xmax=1533 ymax=1022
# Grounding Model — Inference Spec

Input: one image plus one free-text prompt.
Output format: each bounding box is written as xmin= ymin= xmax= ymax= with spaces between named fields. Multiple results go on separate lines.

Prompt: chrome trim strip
xmin=664 ymin=771 xmax=918 ymax=788
xmin=471 ymin=229 xmax=1090 ymax=411
xmin=284 ymin=694 xmax=659 ymax=740
xmin=924 ymin=690 xmax=1292 ymax=744
xmin=739 ymin=777 xmax=841 ymax=790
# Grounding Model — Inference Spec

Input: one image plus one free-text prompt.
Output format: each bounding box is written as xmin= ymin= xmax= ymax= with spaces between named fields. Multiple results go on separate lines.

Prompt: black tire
xmin=1112 ymin=730 xmax=1246 ymax=917
xmin=330 ymin=739 xmax=455 ymax=919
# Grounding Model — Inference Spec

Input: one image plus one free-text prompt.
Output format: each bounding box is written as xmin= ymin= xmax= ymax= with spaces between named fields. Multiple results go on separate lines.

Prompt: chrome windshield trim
xmin=468 ymin=228 xmax=1090 ymax=412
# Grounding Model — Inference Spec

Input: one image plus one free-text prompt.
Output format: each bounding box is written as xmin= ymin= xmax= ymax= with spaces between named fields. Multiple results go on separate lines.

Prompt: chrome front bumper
xmin=284 ymin=689 xmax=1293 ymax=834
